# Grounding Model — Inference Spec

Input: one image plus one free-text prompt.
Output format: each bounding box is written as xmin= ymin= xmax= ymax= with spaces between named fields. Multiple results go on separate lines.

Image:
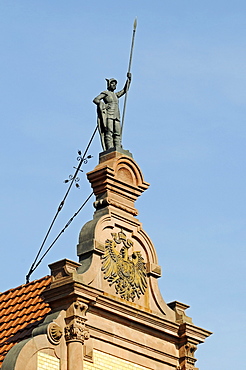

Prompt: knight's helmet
xmin=105 ymin=78 xmax=117 ymax=89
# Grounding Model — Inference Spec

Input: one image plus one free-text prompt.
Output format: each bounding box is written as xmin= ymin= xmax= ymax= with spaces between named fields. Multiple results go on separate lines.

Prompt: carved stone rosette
xmin=48 ymin=323 xmax=63 ymax=345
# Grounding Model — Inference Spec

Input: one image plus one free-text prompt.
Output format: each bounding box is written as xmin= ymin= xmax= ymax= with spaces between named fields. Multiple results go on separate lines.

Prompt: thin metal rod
xmin=121 ymin=18 xmax=137 ymax=136
xmin=25 ymin=126 xmax=98 ymax=283
xmin=31 ymin=192 xmax=94 ymax=274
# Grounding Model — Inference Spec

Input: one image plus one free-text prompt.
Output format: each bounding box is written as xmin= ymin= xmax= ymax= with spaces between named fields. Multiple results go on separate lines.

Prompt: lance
xmin=121 ymin=18 xmax=137 ymax=136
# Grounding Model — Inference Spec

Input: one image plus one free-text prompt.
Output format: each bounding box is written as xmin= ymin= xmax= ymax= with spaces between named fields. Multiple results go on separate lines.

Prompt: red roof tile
xmin=0 ymin=276 xmax=51 ymax=367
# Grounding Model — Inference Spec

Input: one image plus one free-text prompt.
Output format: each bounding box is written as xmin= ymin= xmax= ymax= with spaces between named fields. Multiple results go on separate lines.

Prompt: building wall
xmin=37 ymin=352 xmax=60 ymax=370
xmin=84 ymin=350 xmax=151 ymax=370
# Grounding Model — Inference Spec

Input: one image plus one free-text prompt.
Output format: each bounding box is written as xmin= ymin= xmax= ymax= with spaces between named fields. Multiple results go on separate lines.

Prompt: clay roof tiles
xmin=0 ymin=275 xmax=51 ymax=367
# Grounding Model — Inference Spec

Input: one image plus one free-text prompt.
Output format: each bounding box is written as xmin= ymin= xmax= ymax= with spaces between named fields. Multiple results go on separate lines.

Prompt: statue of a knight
xmin=93 ymin=73 xmax=131 ymax=151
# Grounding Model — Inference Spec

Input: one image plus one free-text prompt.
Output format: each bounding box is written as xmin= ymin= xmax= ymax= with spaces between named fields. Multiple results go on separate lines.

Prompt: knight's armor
xmin=93 ymin=75 xmax=131 ymax=151
xmin=101 ymin=90 xmax=121 ymax=121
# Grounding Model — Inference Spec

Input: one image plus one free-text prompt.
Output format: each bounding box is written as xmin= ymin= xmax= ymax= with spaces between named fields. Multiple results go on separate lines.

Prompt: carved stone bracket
xmin=185 ymin=343 xmax=197 ymax=358
xmin=178 ymin=340 xmax=198 ymax=370
xmin=66 ymin=301 xmax=88 ymax=318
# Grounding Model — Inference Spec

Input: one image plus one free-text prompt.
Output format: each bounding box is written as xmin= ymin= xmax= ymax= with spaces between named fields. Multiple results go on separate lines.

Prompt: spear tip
xmin=133 ymin=18 xmax=137 ymax=31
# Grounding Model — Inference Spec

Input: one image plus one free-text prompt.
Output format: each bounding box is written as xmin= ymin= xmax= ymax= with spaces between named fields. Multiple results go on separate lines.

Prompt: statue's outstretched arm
xmin=116 ymin=73 xmax=132 ymax=98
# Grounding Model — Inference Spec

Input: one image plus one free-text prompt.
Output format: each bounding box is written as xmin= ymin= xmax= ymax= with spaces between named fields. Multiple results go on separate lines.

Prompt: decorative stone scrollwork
xmin=66 ymin=300 xmax=88 ymax=319
xmin=65 ymin=320 xmax=90 ymax=343
xmin=47 ymin=323 xmax=63 ymax=345
xmin=179 ymin=341 xmax=198 ymax=369
xmin=185 ymin=343 xmax=197 ymax=358
xmin=185 ymin=343 xmax=197 ymax=368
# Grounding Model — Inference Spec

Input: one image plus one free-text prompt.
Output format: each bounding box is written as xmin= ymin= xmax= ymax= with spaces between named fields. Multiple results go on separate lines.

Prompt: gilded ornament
xmin=102 ymin=230 xmax=147 ymax=301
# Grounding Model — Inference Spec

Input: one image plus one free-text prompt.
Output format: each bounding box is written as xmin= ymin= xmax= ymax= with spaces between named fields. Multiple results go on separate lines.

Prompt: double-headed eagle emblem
xmin=101 ymin=230 xmax=147 ymax=302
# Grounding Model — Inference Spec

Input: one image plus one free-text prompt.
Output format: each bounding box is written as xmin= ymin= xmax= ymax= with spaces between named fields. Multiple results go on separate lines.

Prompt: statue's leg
xmin=113 ymin=120 xmax=122 ymax=148
xmin=105 ymin=118 xmax=114 ymax=150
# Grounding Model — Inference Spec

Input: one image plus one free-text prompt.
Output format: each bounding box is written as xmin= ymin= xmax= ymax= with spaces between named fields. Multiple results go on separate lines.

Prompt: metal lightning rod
xmin=121 ymin=18 xmax=137 ymax=136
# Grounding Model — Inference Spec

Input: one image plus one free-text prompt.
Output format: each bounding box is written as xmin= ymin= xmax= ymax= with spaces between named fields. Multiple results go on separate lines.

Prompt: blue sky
xmin=1 ymin=1 xmax=246 ymax=368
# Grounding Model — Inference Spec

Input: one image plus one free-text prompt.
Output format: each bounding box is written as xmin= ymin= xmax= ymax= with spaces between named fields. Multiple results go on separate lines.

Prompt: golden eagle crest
xmin=101 ymin=230 xmax=147 ymax=301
